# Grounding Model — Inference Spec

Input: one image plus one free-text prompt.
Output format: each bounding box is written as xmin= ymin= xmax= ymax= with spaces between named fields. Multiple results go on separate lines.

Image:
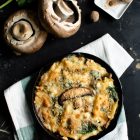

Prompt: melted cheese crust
xmin=34 ymin=55 xmax=119 ymax=140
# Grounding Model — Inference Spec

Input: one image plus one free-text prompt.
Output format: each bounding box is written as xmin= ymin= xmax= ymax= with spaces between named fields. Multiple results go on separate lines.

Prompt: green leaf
xmin=63 ymin=80 xmax=72 ymax=89
xmin=16 ymin=0 xmax=33 ymax=6
xmin=79 ymin=122 xmax=97 ymax=134
xmin=107 ymin=86 xmax=118 ymax=102
xmin=90 ymin=70 xmax=101 ymax=80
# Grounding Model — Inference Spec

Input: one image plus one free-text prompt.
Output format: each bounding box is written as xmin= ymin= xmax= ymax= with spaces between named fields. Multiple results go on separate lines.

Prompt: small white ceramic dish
xmin=94 ymin=0 xmax=133 ymax=19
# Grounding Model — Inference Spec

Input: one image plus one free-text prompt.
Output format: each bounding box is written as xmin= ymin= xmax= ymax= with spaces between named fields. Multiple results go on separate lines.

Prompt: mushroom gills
xmin=11 ymin=19 xmax=35 ymax=41
xmin=59 ymin=87 xmax=94 ymax=105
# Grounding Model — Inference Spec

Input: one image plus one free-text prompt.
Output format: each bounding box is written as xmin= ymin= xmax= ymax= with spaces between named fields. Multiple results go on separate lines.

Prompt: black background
xmin=0 ymin=0 xmax=140 ymax=140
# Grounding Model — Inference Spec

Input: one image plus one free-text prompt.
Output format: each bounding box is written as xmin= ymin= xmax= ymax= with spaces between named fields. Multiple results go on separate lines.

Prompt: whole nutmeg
xmin=91 ymin=11 xmax=99 ymax=22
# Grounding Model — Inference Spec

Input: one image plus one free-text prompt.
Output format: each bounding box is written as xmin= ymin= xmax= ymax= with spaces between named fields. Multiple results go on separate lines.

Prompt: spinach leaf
xmin=79 ymin=122 xmax=97 ymax=134
xmin=100 ymin=107 xmax=107 ymax=113
xmin=63 ymin=80 xmax=72 ymax=89
xmin=107 ymin=86 xmax=118 ymax=102
xmin=16 ymin=0 xmax=33 ymax=6
xmin=90 ymin=70 xmax=101 ymax=80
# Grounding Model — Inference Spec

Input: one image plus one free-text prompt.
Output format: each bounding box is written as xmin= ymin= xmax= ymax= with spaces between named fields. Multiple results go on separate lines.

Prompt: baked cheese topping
xmin=34 ymin=55 xmax=119 ymax=140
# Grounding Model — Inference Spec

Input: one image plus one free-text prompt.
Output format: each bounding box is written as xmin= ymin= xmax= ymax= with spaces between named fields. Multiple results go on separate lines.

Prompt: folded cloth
xmin=4 ymin=33 xmax=133 ymax=140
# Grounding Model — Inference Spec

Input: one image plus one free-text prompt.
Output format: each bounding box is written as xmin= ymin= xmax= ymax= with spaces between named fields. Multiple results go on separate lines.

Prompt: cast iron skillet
xmin=32 ymin=52 xmax=123 ymax=140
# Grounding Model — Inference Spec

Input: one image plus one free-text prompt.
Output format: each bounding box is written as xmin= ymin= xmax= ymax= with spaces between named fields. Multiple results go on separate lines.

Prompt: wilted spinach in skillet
xmin=79 ymin=122 xmax=97 ymax=134
xmin=107 ymin=86 xmax=118 ymax=102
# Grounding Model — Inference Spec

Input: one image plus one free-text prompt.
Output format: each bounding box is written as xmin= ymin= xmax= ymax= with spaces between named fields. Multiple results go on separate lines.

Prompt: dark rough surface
xmin=0 ymin=0 xmax=140 ymax=140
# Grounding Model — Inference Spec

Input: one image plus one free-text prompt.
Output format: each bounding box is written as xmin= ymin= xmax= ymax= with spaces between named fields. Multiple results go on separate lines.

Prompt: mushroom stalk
xmin=12 ymin=20 xmax=33 ymax=41
xmin=55 ymin=0 xmax=74 ymax=21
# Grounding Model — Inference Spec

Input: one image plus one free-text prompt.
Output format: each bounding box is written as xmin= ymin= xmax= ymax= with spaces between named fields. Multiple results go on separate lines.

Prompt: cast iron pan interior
xmin=32 ymin=52 xmax=123 ymax=140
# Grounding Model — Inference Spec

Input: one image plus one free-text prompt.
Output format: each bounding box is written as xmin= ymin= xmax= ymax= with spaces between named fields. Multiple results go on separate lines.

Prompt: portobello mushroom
xmin=38 ymin=0 xmax=81 ymax=38
xmin=4 ymin=10 xmax=47 ymax=54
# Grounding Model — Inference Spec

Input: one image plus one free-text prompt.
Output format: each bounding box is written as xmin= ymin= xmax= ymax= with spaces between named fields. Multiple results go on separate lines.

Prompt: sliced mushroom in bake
xmin=39 ymin=0 xmax=81 ymax=38
xmin=4 ymin=10 xmax=47 ymax=54
xmin=59 ymin=87 xmax=94 ymax=105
